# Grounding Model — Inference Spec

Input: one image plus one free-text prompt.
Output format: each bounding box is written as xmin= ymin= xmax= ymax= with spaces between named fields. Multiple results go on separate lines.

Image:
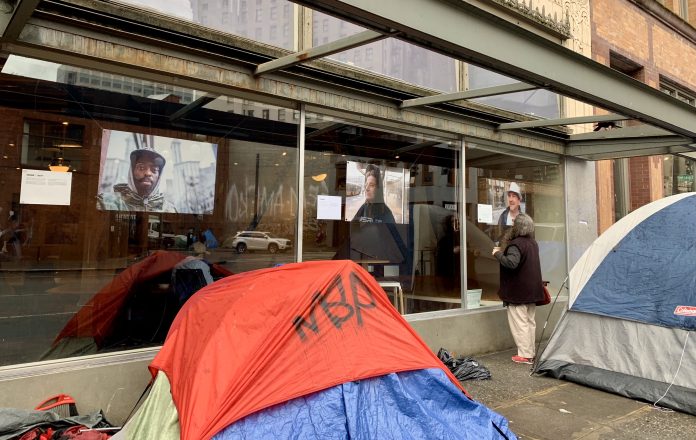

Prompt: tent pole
xmin=531 ymin=275 xmax=569 ymax=374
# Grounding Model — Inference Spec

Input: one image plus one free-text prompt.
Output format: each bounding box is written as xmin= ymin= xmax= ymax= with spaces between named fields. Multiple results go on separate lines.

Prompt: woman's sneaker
xmin=511 ymin=355 xmax=533 ymax=364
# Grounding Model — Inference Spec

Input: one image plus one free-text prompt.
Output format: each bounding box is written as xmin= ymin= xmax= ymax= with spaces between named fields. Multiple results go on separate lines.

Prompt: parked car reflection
xmin=225 ymin=231 xmax=293 ymax=254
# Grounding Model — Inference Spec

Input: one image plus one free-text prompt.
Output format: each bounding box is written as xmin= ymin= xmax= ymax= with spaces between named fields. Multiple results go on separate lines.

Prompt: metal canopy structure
xmin=0 ymin=0 xmax=40 ymax=40
xmin=168 ymin=94 xmax=219 ymax=122
xmin=566 ymin=126 xmax=695 ymax=160
xmin=497 ymin=114 xmax=631 ymax=131
xmin=290 ymin=0 xmax=696 ymax=156
xmin=0 ymin=0 xmax=694 ymax=160
xmin=255 ymin=30 xmax=387 ymax=76
xmin=400 ymin=83 xmax=538 ymax=109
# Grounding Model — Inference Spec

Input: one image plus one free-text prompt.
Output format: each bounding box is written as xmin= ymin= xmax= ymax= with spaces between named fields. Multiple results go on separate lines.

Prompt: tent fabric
xmin=54 ymin=251 xmax=187 ymax=346
xmin=111 ymin=371 xmax=180 ymax=440
xmin=150 ymin=260 xmax=467 ymax=440
xmin=567 ymin=192 xmax=694 ymax=307
xmin=538 ymin=359 xmax=696 ymax=416
xmin=570 ymin=193 xmax=696 ymax=329
xmin=213 ymin=368 xmax=515 ymax=440
xmin=537 ymin=312 xmax=696 ymax=389
xmin=535 ymin=193 xmax=696 ymax=415
xmin=536 ymin=312 xmax=696 ymax=415
xmin=52 ymin=252 xmax=234 ymax=351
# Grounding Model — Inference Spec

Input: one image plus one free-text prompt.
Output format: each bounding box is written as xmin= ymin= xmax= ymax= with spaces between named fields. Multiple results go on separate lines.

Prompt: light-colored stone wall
xmin=560 ymin=0 xmax=594 ymax=134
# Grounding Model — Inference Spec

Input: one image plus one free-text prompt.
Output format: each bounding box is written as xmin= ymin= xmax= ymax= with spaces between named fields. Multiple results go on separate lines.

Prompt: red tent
xmin=53 ymin=251 xmax=233 ymax=347
xmin=150 ymin=260 xmax=467 ymax=440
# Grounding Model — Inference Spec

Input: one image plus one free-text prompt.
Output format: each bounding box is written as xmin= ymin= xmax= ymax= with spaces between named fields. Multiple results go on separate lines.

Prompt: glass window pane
xmin=0 ymin=56 xmax=298 ymax=366
xmin=468 ymin=65 xmax=560 ymax=118
xmin=312 ymin=11 xmax=457 ymax=92
xmin=464 ymin=145 xmax=566 ymax=304
xmin=302 ymin=114 xmax=461 ymax=313
xmin=663 ymin=156 xmax=695 ymax=196
xmin=117 ymin=0 xmax=296 ymax=50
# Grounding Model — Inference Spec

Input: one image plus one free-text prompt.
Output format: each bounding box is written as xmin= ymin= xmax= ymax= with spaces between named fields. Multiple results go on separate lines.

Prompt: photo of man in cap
xmin=97 ymin=146 xmax=177 ymax=213
xmin=497 ymin=181 xmax=523 ymax=228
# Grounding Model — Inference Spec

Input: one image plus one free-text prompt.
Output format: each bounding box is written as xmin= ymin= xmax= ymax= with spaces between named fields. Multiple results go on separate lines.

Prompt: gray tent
xmin=534 ymin=193 xmax=696 ymax=415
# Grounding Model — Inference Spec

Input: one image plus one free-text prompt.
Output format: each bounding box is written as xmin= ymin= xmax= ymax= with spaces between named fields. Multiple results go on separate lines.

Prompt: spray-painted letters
xmin=293 ymin=271 xmax=377 ymax=341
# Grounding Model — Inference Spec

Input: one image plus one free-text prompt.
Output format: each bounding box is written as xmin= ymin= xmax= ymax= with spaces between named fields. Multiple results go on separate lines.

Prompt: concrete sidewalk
xmin=461 ymin=349 xmax=696 ymax=440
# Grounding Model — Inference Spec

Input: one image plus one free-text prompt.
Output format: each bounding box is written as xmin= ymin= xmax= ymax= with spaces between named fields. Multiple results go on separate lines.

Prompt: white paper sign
xmin=20 ymin=169 xmax=72 ymax=206
xmin=317 ymin=195 xmax=342 ymax=220
xmin=477 ymin=203 xmax=493 ymax=224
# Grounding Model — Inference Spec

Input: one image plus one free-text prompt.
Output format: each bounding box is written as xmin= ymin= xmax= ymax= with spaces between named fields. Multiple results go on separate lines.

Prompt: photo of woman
xmin=348 ymin=163 xmax=396 ymax=223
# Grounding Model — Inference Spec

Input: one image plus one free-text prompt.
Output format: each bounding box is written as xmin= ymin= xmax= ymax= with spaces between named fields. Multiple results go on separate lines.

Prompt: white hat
xmin=507 ymin=182 xmax=522 ymax=199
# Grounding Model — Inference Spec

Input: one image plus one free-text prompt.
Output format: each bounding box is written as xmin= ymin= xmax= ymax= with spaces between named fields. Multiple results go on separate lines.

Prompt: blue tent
xmin=535 ymin=192 xmax=696 ymax=414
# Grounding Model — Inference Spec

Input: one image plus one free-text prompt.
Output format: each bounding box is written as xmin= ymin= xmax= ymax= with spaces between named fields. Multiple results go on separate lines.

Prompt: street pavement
xmin=462 ymin=349 xmax=696 ymax=440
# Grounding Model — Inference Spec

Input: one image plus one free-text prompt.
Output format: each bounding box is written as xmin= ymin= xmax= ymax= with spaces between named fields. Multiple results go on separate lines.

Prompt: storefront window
xmin=301 ymin=113 xmax=461 ymax=313
xmin=464 ymin=144 xmax=566 ymax=305
xmin=663 ymin=155 xmax=695 ymax=195
xmin=312 ymin=12 xmax=457 ymax=92
xmin=0 ymin=57 xmax=298 ymax=366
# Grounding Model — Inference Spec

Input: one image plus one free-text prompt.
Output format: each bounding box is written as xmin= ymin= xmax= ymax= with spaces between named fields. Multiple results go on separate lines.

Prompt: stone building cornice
xmin=482 ymin=0 xmax=572 ymax=39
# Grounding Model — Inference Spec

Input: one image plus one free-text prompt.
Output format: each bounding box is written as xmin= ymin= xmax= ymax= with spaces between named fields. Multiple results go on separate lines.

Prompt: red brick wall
xmin=594 ymin=0 xmax=696 ymax=93
xmin=591 ymin=0 xmax=696 ymax=231
xmin=629 ymin=156 xmax=651 ymax=209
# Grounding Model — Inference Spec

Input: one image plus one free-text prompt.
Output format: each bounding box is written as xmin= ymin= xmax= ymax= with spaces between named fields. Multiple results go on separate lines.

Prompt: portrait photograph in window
xmin=96 ymin=129 xmax=218 ymax=214
xmin=478 ymin=178 xmax=527 ymax=225
xmin=344 ymin=161 xmax=410 ymax=224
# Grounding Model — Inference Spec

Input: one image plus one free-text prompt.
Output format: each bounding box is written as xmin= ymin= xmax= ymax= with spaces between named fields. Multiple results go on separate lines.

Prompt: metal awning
xmin=2 ymin=0 xmax=696 ymax=160
xmin=288 ymin=0 xmax=696 ymax=157
xmin=400 ymin=83 xmax=538 ymax=109
xmin=255 ymin=30 xmax=387 ymax=75
xmin=0 ymin=0 xmax=40 ymax=40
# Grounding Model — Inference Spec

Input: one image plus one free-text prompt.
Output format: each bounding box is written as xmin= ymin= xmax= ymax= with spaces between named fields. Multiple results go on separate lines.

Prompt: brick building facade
xmin=592 ymin=0 xmax=696 ymax=232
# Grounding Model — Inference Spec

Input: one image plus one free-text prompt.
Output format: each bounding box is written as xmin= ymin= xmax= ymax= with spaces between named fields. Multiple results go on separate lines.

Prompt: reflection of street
xmin=209 ymin=249 xmax=339 ymax=273
xmin=0 ymin=251 xmax=340 ymax=365
xmin=0 ymin=269 xmax=118 ymax=365
xmin=208 ymin=248 xmax=294 ymax=273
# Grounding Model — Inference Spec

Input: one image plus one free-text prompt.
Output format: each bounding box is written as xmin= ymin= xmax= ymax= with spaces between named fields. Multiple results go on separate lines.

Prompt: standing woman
xmin=492 ymin=213 xmax=544 ymax=364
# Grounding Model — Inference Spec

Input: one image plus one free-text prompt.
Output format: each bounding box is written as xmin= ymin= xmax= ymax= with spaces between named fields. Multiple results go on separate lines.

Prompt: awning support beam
xmin=255 ymin=30 xmax=386 ymax=76
xmin=498 ymin=114 xmax=630 ymax=131
xmin=169 ymin=94 xmax=219 ymax=122
xmin=566 ymin=125 xmax=696 ymax=159
xmin=400 ymin=83 xmax=537 ymax=109
xmin=566 ymin=143 xmax=695 ymax=160
xmin=0 ymin=0 xmax=40 ymax=40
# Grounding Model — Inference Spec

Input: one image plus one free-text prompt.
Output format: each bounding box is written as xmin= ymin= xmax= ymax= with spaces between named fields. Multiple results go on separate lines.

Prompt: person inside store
xmin=351 ymin=163 xmax=395 ymax=223
xmin=492 ymin=213 xmax=544 ymax=365
xmin=97 ymin=147 xmax=177 ymax=213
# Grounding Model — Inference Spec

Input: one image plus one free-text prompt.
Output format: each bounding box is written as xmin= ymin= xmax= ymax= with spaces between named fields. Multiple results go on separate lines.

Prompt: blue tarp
xmin=214 ymin=368 xmax=515 ymax=439
xmin=572 ymin=196 xmax=696 ymax=330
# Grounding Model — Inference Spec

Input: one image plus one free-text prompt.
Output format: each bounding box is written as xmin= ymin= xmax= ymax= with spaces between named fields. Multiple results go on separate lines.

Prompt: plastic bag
xmin=437 ymin=348 xmax=491 ymax=381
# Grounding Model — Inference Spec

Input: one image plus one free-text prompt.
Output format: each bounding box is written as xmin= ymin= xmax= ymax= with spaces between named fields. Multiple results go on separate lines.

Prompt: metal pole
xmin=296 ymin=104 xmax=306 ymax=262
